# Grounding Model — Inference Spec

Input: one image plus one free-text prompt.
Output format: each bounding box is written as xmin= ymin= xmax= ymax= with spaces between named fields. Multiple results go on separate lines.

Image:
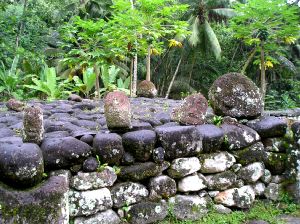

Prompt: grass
xmin=157 ymin=199 xmax=300 ymax=224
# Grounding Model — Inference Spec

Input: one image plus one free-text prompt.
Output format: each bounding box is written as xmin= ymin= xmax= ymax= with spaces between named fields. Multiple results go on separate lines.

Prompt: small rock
xmin=252 ymin=182 xmax=265 ymax=196
xmin=127 ymin=201 xmax=168 ymax=224
xmin=246 ymin=116 xmax=287 ymax=138
xmin=264 ymin=183 xmax=281 ymax=201
xmin=122 ymin=130 xmax=156 ymax=161
xmin=118 ymin=162 xmax=162 ymax=181
xmin=82 ymin=157 xmax=99 ymax=172
xmin=171 ymin=93 xmax=208 ymax=125
xmin=231 ymin=164 xmax=242 ymax=173
xmin=214 ymin=185 xmax=255 ymax=208
xmin=178 ymin=174 xmax=207 ymax=192
xmin=153 ymin=147 xmax=165 ymax=164
xmin=23 ymin=106 xmax=44 ymax=144
xmin=271 ymin=175 xmax=285 ymax=184
xmin=168 ymin=195 xmax=208 ymax=220
xmin=137 ymin=80 xmax=157 ymax=98
xmin=68 ymin=94 xmax=82 ymax=102
xmin=70 ymin=167 xmax=117 ymax=190
xmin=111 ymin=182 xmax=148 ymax=208
xmin=260 ymin=169 xmax=272 ymax=184
xmin=199 ymin=152 xmax=236 ymax=174
xmin=208 ymin=191 xmax=220 ymax=197
xmin=238 ymin=162 xmax=265 ymax=183
xmin=148 ymin=175 xmax=177 ymax=200
xmin=6 ymin=99 xmax=25 ymax=112
xmin=93 ymin=133 xmax=124 ymax=165
xmin=206 ymin=171 xmax=237 ymax=190
xmin=196 ymin=124 xmax=224 ymax=152
xmin=234 ymin=142 xmax=265 ymax=165
xmin=167 ymin=157 xmax=201 ymax=178
xmin=74 ymin=209 xmax=120 ymax=224
xmin=69 ymin=188 xmax=112 ymax=217
xmin=121 ymin=152 xmax=135 ymax=165
xmin=80 ymin=134 xmax=94 ymax=145
xmin=213 ymin=204 xmax=232 ymax=214
xmin=104 ymin=91 xmax=131 ymax=130
xmin=155 ymin=125 xmax=202 ymax=159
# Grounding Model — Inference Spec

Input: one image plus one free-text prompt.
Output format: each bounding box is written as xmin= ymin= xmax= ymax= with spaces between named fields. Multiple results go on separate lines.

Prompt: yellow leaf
xmin=284 ymin=37 xmax=296 ymax=44
xmin=168 ymin=39 xmax=183 ymax=48
xmin=265 ymin=60 xmax=273 ymax=68
xmin=150 ymin=48 xmax=159 ymax=55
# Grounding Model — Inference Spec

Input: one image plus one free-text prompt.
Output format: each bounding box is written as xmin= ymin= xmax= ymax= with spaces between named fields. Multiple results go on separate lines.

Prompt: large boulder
xmin=155 ymin=126 xmax=202 ymax=159
xmin=171 ymin=93 xmax=208 ymax=125
xmin=23 ymin=106 xmax=44 ymax=144
xmin=221 ymin=123 xmax=260 ymax=150
xmin=0 ymin=175 xmax=69 ymax=224
xmin=104 ymin=91 xmax=131 ymax=130
xmin=167 ymin=157 xmax=201 ymax=178
xmin=137 ymin=80 xmax=157 ymax=98
xmin=127 ymin=201 xmax=168 ymax=224
xmin=111 ymin=182 xmax=149 ymax=208
xmin=199 ymin=152 xmax=236 ymax=174
xmin=196 ymin=124 xmax=224 ymax=153
xmin=168 ymin=195 xmax=209 ymax=220
xmin=246 ymin=116 xmax=287 ymax=138
xmin=209 ymin=72 xmax=263 ymax=118
xmin=93 ymin=133 xmax=124 ymax=165
xmin=0 ymin=143 xmax=44 ymax=188
xmin=41 ymin=137 xmax=91 ymax=170
xmin=237 ymin=162 xmax=265 ymax=183
xmin=69 ymin=188 xmax=112 ymax=217
xmin=122 ymin=130 xmax=156 ymax=161
xmin=214 ymin=185 xmax=255 ymax=208
xmin=148 ymin=175 xmax=177 ymax=200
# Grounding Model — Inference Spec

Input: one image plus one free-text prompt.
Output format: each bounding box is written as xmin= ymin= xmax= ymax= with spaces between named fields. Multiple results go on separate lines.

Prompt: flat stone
xmin=199 ymin=152 xmax=236 ymax=174
xmin=69 ymin=188 xmax=112 ymax=217
xmin=196 ymin=124 xmax=224 ymax=153
xmin=74 ymin=209 xmax=120 ymax=224
xmin=168 ymin=157 xmax=201 ymax=178
xmin=206 ymin=171 xmax=237 ymax=190
xmin=111 ymin=182 xmax=148 ymax=208
xmin=70 ymin=167 xmax=117 ymax=190
xmin=178 ymin=174 xmax=207 ymax=192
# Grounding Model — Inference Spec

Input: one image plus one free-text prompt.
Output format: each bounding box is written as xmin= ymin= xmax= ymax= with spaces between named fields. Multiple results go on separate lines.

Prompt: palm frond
xmin=188 ymin=16 xmax=200 ymax=47
xmin=210 ymin=8 xmax=236 ymax=18
xmin=204 ymin=21 xmax=221 ymax=61
xmin=276 ymin=55 xmax=297 ymax=74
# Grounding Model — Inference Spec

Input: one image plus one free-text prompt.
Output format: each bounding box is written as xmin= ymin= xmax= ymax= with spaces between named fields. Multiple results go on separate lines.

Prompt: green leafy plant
xmin=24 ymin=65 xmax=70 ymax=100
xmin=0 ymin=56 xmax=25 ymax=99
xmin=73 ymin=67 xmax=96 ymax=98
xmin=212 ymin=115 xmax=223 ymax=127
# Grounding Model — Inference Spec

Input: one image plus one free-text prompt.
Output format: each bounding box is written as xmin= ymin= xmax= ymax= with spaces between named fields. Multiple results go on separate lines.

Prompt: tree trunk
xmin=146 ymin=45 xmax=151 ymax=81
xmin=188 ymin=52 xmax=196 ymax=85
xmin=165 ymin=57 xmax=182 ymax=99
xmin=15 ymin=0 xmax=28 ymax=50
xmin=94 ymin=64 xmax=100 ymax=99
xmin=130 ymin=58 xmax=133 ymax=97
xmin=241 ymin=47 xmax=257 ymax=75
xmin=260 ymin=42 xmax=266 ymax=106
xmin=130 ymin=0 xmax=137 ymax=97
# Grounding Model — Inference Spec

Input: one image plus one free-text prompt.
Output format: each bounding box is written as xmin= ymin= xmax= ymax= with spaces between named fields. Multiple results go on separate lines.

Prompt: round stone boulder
xmin=0 ymin=143 xmax=44 ymax=188
xmin=68 ymin=94 xmax=82 ymax=102
xmin=148 ymin=175 xmax=177 ymax=200
xmin=209 ymin=73 xmax=263 ymax=118
xmin=104 ymin=91 xmax=131 ymax=130
xmin=6 ymin=98 xmax=25 ymax=112
xmin=171 ymin=93 xmax=208 ymax=125
xmin=137 ymin=80 xmax=157 ymax=98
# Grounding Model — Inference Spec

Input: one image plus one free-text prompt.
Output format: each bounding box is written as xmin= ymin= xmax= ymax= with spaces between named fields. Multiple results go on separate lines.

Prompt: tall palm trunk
xmin=130 ymin=0 xmax=137 ymax=96
xmin=165 ymin=55 xmax=183 ymax=99
xmin=146 ymin=45 xmax=151 ymax=81
xmin=260 ymin=41 xmax=266 ymax=106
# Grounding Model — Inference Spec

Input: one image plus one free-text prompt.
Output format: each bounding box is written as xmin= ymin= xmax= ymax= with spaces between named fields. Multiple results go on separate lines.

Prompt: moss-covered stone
xmin=137 ymin=80 xmax=157 ymax=98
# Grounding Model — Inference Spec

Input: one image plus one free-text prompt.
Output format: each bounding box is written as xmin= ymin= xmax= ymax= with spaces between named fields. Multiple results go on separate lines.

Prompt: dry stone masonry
xmin=0 ymin=74 xmax=299 ymax=223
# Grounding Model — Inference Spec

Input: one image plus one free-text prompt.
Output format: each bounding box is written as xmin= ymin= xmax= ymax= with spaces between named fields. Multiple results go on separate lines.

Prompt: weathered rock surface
xmin=208 ymin=72 xmax=263 ymax=118
xmin=69 ymin=188 xmax=112 ymax=217
xmin=0 ymin=143 xmax=44 ymax=188
xmin=291 ymin=122 xmax=300 ymax=146
xmin=111 ymin=182 xmax=148 ymax=208
xmin=168 ymin=195 xmax=209 ymax=220
xmin=137 ymin=80 xmax=157 ymax=98
xmin=93 ymin=133 xmax=124 ymax=165
xmin=148 ymin=175 xmax=177 ymax=200
xmin=178 ymin=173 xmax=207 ymax=192
xmin=206 ymin=171 xmax=237 ymax=190
xmin=23 ymin=106 xmax=44 ymax=144
xmin=70 ymin=167 xmax=117 ymax=190
xmin=127 ymin=201 xmax=168 ymax=224
xmin=214 ymin=185 xmax=255 ymax=208
xmin=155 ymin=126 xmax=202 ymax=159
xmin=41 ymin=137 xmax=91 ymax=169
xmin=171 ymin=93 xmax=208 ymax=125
xmin=153 ymin=147 xmax=165 ymax=164
xmin=246 ymin=116 xmax=287 ymax=138
xmin=221 ymin=123 xmax=260 ymax=150
xmin=168 ymin=157 xmax=201 ymax=178
xmin=122 ymin=130 xmax=156 ymax=161
xmin=6 ymin=99 xmax=25 ymax=112
xmin=74 ymin=209 xmax=120 ymax=224
xmin=104 ymin=91 xmax=131 ymax=130
xmin=234 ymin=142 xmax=266 ymax=165
xmin=82 ymin=157 xmax=99 ymax=172
xmin=199 ymin=152 xmax=236 ymax=173
xmin=264 ymin=183 xmax=281 ymax=201
xmin=0 ymin=175 xmax=69 ymax=224
xmin=238 ymin=162 xmax=265 ymax=183
xmin=118 ymin=162 xmax=162 ymax=181
xmin=252 ymin=182 xmax=265 ymax=196
xmin=196 ymin=124 xmax=224 ymax=152
xmin=68 ymin=94 xmax=82 ymax=102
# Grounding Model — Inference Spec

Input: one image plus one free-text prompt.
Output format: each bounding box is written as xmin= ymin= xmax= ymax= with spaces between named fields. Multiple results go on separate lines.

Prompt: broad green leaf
xmin=204 ymin=21 xmax=221 ymax=61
